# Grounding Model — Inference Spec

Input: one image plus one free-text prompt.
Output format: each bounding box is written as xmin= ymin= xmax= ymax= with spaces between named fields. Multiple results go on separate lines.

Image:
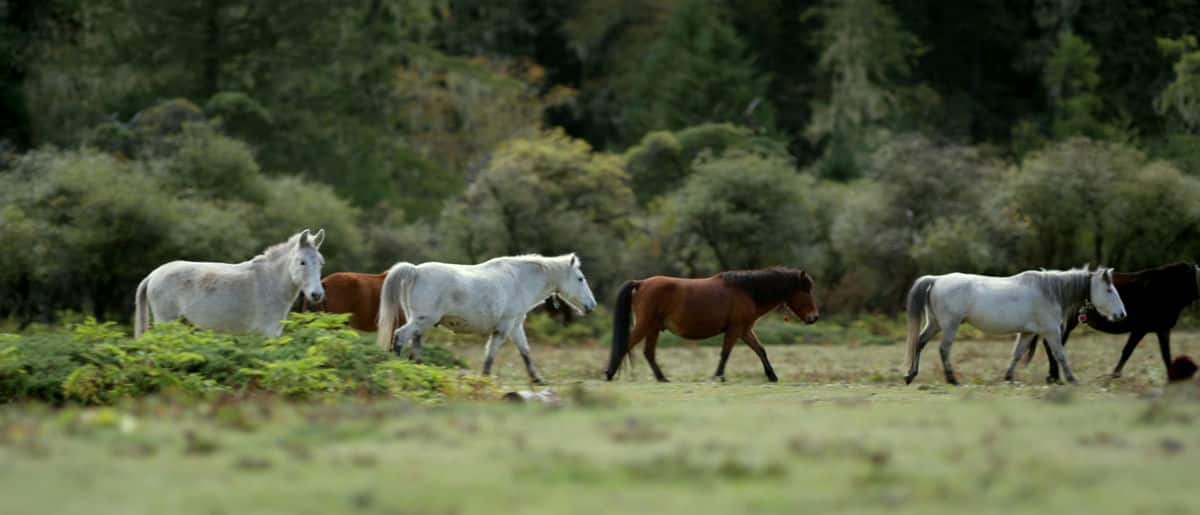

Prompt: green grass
xmin=2 ymin=327 xmax=1200 ymax=515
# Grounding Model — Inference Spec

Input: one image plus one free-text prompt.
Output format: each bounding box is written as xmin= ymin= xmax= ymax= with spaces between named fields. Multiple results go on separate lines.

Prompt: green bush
xmin=0 ymin=313 xmax=473 ymax=404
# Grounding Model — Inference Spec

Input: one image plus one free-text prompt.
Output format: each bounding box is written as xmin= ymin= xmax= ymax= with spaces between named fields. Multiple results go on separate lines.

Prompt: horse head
xmin=786 ymin=270 xmax=820 ymax=324
xmin=552 ymin=254 xmax=597 ymax=315
xmin=290 ymin=229 xmax=326 ymax=304
xmin=1089 ymin=267 xmax=1126 ymax=322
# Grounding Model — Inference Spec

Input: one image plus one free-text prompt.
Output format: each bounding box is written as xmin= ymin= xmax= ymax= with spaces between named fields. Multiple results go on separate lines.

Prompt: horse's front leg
xmin=509 ymin=324 xmax=546 ymax=385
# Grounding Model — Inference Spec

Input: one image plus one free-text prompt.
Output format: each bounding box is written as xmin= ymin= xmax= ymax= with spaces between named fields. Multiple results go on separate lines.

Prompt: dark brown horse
xmin=605 ymin=268 xmax=819 ymax=383
xmin=303 ymin=272 xmax=390 ymax=331
xmin=1025 ymin=262 xmax=1200 ymax=382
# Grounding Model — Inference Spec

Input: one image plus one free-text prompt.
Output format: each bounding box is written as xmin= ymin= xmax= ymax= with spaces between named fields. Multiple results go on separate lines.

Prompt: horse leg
xmin=1155 ymin=330 xmax=1173 ymax=377
xmin=938 ymin=321 xmax=962 ymax=385
xmin=410 ymin=333 xmax=424 ymax=364
xmin=392 ymin=317 xmax=432 ymax=358
xmin=481 ymin=331 xmax=506 ymax=376
xmin=741 ymin=330 xmax=777 ymax=383
xmin=509 ymin=324 xmax=546 ymax=385
xmin=1110 ymin=331 xmax=1146 ymax=378
xmin=1041 ymin=331 xmax=1076 ymax=384
xmin=1044 ymin=319 xmax=1076 ymax=383
xmin=1005 ymin=333 xmax=1036 ymax=382
xmin=905 ymin=319 xmax=939 ymax=383
xmin=713 ymin=332 xmax=739 ymax=382
xmin=643 ymin=331 xmax=669 ymax=383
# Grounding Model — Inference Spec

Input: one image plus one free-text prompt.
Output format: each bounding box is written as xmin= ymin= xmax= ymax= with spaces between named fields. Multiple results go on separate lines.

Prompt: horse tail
xmin=376 ymin=263 xmax=416 ymax=351
xmin=134 ymin=275 xmax=151 ymax=339
xmin=606 ymin=280 xmax=641 ymax=381
xmin=904 ymin=276 xmax=937 ymax=377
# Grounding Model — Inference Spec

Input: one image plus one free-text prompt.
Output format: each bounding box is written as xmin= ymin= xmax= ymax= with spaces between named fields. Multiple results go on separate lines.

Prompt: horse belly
xmin=962 ymin=307 xmax=1038 ymax=334
xmin=436 ymin=315 xmax=490 ymax=335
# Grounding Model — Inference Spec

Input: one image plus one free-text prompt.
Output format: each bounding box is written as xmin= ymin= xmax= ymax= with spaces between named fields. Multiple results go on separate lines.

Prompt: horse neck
xmin=509 ymin=261 xmax=558 ymax=309
xmin=1050 ymin=271 xmax=1091 ymax=317
xmin=255 ymin=252 xmax=301 ymax=308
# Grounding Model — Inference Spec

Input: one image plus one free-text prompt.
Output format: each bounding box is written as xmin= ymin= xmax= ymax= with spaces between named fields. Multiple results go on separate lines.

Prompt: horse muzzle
xmin=306 ymin=291 xmax=325 ymax=304
xmin=1108 ymin=310 xmax=1127 ymax=322
xmin=805 ymin=314 xmax=820 ymax=324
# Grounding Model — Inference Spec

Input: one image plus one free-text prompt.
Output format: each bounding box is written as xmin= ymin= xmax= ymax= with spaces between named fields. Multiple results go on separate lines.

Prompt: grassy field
xmin=2 ymin=328 xmax=1200 ymax=515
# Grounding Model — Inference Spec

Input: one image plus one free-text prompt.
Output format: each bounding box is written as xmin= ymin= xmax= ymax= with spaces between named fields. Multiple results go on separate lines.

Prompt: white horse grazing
xmin=135 ymin=229 xmax=326 ymax=338
xmin=903 ymin=267 xmax=1126 ymax=385
xmin=376 ymin=254 xmax=597 ymax=384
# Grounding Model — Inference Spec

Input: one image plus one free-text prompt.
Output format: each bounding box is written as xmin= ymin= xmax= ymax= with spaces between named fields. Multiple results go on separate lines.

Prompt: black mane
xmin=718 ymin=267 xmax=812 ymax=307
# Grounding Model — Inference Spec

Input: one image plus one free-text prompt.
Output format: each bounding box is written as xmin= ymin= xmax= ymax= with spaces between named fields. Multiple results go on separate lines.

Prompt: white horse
xmin=903 ymin=267 xmax=1126 ymax=385
xmin=376 ymin=254 xmax=597 ymax=384
xmin=135 ymin=229 xmax=326 ymax=338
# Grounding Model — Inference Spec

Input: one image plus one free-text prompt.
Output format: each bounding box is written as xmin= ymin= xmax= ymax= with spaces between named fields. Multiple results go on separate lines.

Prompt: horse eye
xmin=578 ymin=277 xmax=583 ymax=282
xmin=300 ymin=260 xmax=307 ymax=266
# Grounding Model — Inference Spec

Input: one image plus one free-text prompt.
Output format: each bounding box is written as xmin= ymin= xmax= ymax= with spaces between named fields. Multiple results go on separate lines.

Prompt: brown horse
xmin=303 ymin=272 xmax=390 ymax=331
xmin=605 ymin=268 xmax=820 ymax=383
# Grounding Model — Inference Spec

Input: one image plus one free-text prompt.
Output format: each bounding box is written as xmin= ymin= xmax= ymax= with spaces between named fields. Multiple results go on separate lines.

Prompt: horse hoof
xmin=904 ymin=374 xmax=915 ymax=385
xmin=531 ymin=377 xmax=546 ymax=385
xmin=946 ymin=377 xmax=960 ymax=386
xmin=767 ymin=375 xmax=779 ymax=383
xmin=1109 ymin=372 xmax=1122 ymax=379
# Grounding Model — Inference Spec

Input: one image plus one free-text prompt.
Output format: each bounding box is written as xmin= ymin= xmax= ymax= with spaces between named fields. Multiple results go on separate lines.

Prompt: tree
xmin=441 ymin=129 xmax=634 ymax=292
xmin=804 ymin=0 xmax=924 ymax=180
xmin=621 ymin=0 xmax=773 ymax=143
xmin=1044 ymin=31 xmax=1126 ymax=141
xmin=655 ymin=150 xmax=822 ymax=272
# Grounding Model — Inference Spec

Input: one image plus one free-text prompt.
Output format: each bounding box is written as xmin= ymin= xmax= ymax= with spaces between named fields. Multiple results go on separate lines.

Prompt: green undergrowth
xmin=0 ymin=313 xmax=491 ymax=405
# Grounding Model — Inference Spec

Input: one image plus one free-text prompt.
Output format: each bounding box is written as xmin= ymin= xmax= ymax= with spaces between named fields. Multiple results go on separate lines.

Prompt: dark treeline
xmin=3 ymin=0 xmax=1200 ymax=324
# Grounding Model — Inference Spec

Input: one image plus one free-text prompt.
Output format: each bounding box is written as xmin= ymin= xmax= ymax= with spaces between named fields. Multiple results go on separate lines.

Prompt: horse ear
xmin=312 ymin=228 xmax=325 ymax=249
xmin=570 ymin=254 xmax=578 ymax=267
xmin=298 ymin=229 xmax=312 ymax=248
xmin=1102 ymin=269 xmax=1112 ymax=284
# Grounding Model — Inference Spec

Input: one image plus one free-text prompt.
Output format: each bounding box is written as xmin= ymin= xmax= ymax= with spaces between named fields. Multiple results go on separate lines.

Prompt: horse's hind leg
xmin=905 ymin=318 xmax=940 ymax=383
xmin=1040 ymin=331 xmax=1076 ymax=384
xmin=643 ymin=331 xmax=669 ymax=382
xmin=1111 ymin=331 xmax=1146 ymax=378
xmin=1004 ymin=333 xmax=1036 ymax=382
xmin=509 ymin=324 xmax=546 ymax=385
xmin=482 ymin=331 xmax=506 ymax=376
xmin=741 ymin=330 xmax=777 ymax=383
xmin=938 ymin=321 xmax=962 ymax=385
xmin=392 ymin=316 xmax=434 ymax=358
xmin=713 ymin=332 xmax=740 ymax=382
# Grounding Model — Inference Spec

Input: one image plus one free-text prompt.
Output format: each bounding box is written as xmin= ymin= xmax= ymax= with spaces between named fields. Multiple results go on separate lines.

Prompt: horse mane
xmin=718 ymin=267 xmax=812 ymax=307
xmin=483 ymin=253 xmax=575 ymax=273
xmin=1028 ymin=266 xmax=1096 ymax=309
xmin=249 ymin=232 xmax=303 ymax=263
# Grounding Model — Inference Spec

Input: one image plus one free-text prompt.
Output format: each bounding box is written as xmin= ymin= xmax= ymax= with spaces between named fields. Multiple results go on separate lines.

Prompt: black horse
xmin=1025 ymin=262 xmax=1200 ymax=382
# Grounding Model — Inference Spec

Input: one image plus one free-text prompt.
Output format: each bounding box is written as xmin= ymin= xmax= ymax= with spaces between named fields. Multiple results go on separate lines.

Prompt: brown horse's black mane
xmin=718 ymin=267 xmax=812 ymax=307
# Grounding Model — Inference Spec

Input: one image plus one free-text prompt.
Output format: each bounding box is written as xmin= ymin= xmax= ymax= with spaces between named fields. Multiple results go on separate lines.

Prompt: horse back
xmin=634 ymin=276 xmax=750 ymax=338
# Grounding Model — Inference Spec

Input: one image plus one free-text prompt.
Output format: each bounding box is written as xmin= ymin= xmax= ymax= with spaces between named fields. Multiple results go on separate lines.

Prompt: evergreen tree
xmin=621 ymin=0 xmax=773 ymax=144
xmin=805 ymin=0 xmax=923 ymax=180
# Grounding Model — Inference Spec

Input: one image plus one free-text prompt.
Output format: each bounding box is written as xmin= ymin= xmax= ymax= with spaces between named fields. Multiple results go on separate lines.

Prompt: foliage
xmin=1155 ymin=35 xmax=1200 ymax=132
xmin=805 ymin=0 xmax=924 ymax=179
xmin=654 ymin=150 xmax=822 ymax=272
xmin=622 ymin=0 xmax=774 ymax=142
xmin=441 ymin=129 xmax=634 ymax=292
xmin=0 ymin=313 xmax=473 ymax=404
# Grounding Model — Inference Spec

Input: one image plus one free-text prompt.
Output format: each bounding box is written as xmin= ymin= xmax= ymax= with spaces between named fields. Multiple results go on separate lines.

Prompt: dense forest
xmin=3 ymin=0 xmax=1200 ymax=323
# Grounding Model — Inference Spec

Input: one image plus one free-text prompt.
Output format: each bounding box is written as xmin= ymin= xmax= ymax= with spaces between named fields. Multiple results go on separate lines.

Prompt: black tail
xmin=605 ymin=280 xmax=640 ymax=381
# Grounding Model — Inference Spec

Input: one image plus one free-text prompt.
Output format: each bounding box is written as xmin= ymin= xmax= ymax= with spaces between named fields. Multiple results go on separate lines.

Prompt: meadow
xmin=2 ymin=317 xmax=1199 ymax=515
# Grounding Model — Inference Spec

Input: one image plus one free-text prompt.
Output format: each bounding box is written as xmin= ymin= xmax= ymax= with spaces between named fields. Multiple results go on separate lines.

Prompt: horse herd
xmin=135 ymin=229 xmax=1200 ymax=386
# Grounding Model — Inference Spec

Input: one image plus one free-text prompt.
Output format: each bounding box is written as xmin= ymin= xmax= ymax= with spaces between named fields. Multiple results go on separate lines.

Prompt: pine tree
xmin=621 ymin=0 xmax=773 ymax=143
